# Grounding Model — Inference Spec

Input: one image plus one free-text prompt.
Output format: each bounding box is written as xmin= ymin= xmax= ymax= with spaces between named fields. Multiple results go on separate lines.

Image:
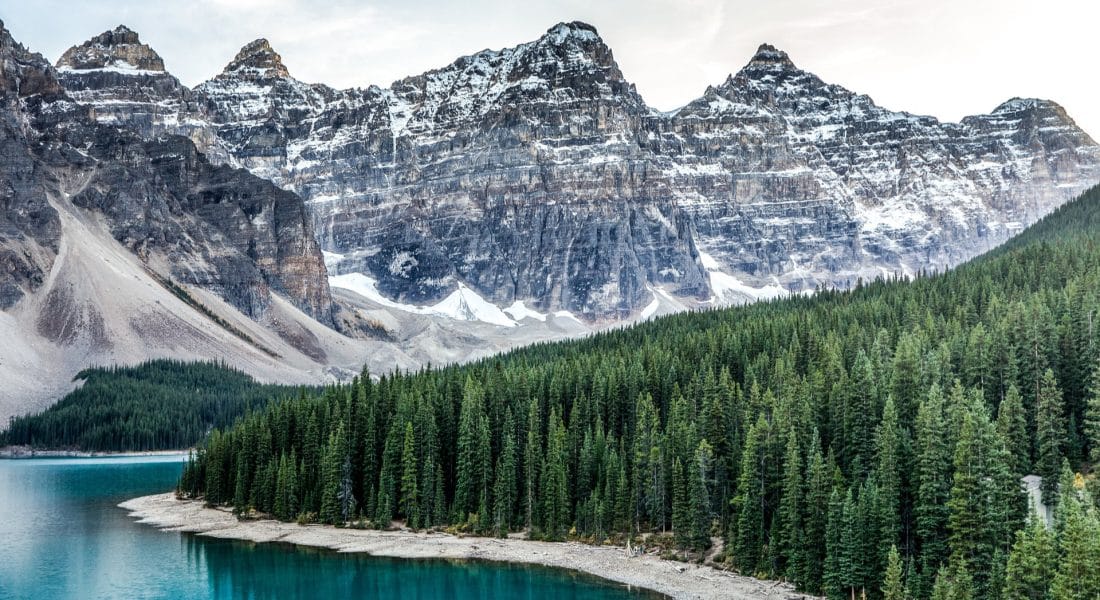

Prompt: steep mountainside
xmin=54 ymin=22 xmax=1100 ymax=321
xmin=4 ymin=18 xmax=1099 ymax=420
xmin=0 ymin=21 xmax=359 ymax=422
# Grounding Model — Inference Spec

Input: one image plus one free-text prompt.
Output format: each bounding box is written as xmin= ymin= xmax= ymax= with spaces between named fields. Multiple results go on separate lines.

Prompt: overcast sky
xmin=4 ymin=0 xmax=1098 ymax=137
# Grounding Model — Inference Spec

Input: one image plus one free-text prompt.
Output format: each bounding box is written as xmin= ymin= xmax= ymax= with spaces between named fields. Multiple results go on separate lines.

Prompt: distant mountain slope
xmin=55 ymin=22 xmax=1100 ymax=321
xmin=992 ymin=183 xmax=1100 ymax=252
xmin=0 ymin=21 xmax=395 ymax=423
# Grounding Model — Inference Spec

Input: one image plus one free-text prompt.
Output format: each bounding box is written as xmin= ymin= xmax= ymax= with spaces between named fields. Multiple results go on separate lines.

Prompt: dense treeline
xmin=180 ymin=186 xmax=1100 ymax=599
xmin=2 ymin=360 xmax=306 ymax=451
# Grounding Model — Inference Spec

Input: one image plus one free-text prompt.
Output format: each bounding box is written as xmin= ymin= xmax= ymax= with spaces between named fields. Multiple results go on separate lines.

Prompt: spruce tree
xmin=824 ymin=487 xmax=847 ymax=600
xmin=492 ymin=409 xmax=517 ymax=536
xmin=883 ymin=544 xmax=906 ymax=600
xmin=1050 ymin=477 xmax=1100 ymax=600
xmin=931 ymin=559 xmax=974 ymax=600
xmin=915 ymin=385 xmax=952 ymax=597
xmin=875 ymin=395 xmax=903 ymax=563
xmin=688 ymin=439 xmax=714 ymax=552
xmin=996 ymin=384 xmax=1031 ymax=477
xmin=778 ymin=427 xmax=804 ymax=583
xmin=541 ymin=407 xmax=569 ymax=539
xmin=400 ymin=422 xmax=419 ymax=528
xmin=1085 ymin=359 xmax=1100 ymax=465
xmin=455 ymin=378 xmax=489 ymax=523
xmin=1035 ymin=369 xmax=1065 ymax=505
xmin=672 ymin=457 xmax=690 ymax=548
xmin=634 ymin=392 xmax=665 ymax=531
xmin=1002 ymin=514 xmax=1056 ymax=600
xmin=803 ymin=430 xmax=831 ymax=594
xmin=524 ymin=398 xmax=541 ymax=531
xmin=320 ymin=429 xmax=341 ymax=524
xmin=734 ymin=415 xmax=768 ymax=575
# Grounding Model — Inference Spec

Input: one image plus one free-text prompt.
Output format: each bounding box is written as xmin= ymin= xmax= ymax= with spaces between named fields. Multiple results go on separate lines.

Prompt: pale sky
xmin=3 ymin=0 xmax=1098 ymax=138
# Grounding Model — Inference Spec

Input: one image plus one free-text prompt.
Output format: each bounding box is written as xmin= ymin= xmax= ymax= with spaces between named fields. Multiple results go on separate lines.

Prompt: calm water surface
xmin=0 ymin=456 xmax=661 ymax=600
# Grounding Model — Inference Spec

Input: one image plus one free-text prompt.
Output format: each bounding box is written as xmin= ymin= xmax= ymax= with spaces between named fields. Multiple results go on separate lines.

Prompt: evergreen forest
xmin=150 ymin=187 xmax=1100 ymax=597
xmin=2 ymin=360 xmax=306 ymax=451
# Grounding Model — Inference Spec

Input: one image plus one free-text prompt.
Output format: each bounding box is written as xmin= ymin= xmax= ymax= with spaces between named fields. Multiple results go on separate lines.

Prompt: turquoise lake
xmin=0 ymin=456 xmax=661 ymax=599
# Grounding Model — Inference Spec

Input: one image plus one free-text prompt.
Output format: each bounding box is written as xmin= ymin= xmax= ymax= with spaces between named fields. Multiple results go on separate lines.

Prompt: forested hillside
xmin=179 ymin=186 xmax=1100 ymax=599
xmin=2 ymin=361 xmax=307 ymax=451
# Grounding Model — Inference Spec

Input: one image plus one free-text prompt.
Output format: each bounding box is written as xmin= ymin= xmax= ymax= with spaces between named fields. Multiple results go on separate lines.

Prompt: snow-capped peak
xmin=218 ymin=38 xmax=291 ymax=80
xmin=747 ymin=43 xmax=797 ymax=69
xmin=56 ymin=24 xmax=166 ymax=72
xmin=542 ymin=21 xmax=602 ymax=45
xmin=991 ymin=97 xmax=1064 ymax=116
xmin=729 ymin=42 xmax=806 ymax=84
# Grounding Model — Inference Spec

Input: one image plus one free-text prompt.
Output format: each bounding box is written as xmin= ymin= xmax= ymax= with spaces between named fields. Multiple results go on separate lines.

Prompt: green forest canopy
xmin=7 ymin=184 xmax=1100 ymax=598
xmin=180 ymin=185 xmax=1100 ymax=599
xmin=1 ymin=360 xmax=308 ymax=451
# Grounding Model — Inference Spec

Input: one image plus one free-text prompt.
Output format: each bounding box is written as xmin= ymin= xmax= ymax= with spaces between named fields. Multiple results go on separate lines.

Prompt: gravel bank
xmin=121 ymin=493 xmax=814 ymax=600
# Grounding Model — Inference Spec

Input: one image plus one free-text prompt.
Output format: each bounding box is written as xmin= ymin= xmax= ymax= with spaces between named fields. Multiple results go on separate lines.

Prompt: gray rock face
xmin=643 ymin=44 xmax=1100 ymax=291
xmin=57 ymin=25 xmax=164 ymax=71
xmin=52 ymin=23 xmax=1100 ymax=321
xmin=53 ymin=26 xmax=227 ymax=163
xmin=57 ymin=128 xmax=334 ymax=324
xmin=0 ymin=20 xmax=333 ymax=326
xmin=0 ymin=20 xmax=63 ymax=309
xmin=193 ymin=38 xmax=332 ymax=180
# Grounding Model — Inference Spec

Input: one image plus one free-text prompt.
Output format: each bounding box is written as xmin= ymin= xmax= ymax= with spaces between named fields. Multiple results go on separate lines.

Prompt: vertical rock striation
xmin=50 ymin=22 xmax=1100 ymax=321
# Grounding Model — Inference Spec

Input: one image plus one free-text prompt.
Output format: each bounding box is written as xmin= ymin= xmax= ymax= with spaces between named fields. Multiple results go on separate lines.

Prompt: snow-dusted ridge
xmin=36 ymin=21 xmax=1100 ymax=325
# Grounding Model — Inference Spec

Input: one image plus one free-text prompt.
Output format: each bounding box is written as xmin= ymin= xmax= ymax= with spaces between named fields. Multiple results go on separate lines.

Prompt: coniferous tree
xmin=734 ymin=415 xmax=768 ymax=575
xmin=1050 ymin=476 xmax=1100 ymax=600
xmin=688 ymin=439 xmax=714 ymax=552
xmin=634 ymin=392 xmax=665 ymax=531
xmin=1002 ymin=513 xmax=1056 ymax=600
xmin=946 ymin=401 xmax=991 ymax=583
xmin=492 ymin=409 xmax=517 ymax=536
xmin=883 ymin=544 xmax=906 ymax=600
xmin=400 ymin=422 xmax=419 ymax=528
xmin=997 ymin=384 xmax=1031 ymax=477
xmin=824 ymin=487 xmax=847 ymax=600
xmin=455 ymin=378 xmax=489 ymax=524
xmin=778 ymin=427 xmax=804 ymax=583
xmin=524 ymin=398 xmax=541 ymax=531
xmin=672 ymin=457 xmax=690 ymax=548
xmin=875 ymin=396 xmax=903 ymax=563
xmin=915 ymin=385 xmax=952 ymax=598
xmin=803 ymin=431 xmax=831 ymax=594
xmin=1085 ymin=359 xmax=1100 ymax=465
xmin=337 ymin=436 xmax=357 ymax=523
xmin=541 ymin=407 xmax=570 ymax=539
xmin=931 ymin=559 xmax=974 ymax=600
xmin=320 ymin=428 xmax=342 ymax=524
xmin=1035 ymin=370 xmax=1066 ymax=505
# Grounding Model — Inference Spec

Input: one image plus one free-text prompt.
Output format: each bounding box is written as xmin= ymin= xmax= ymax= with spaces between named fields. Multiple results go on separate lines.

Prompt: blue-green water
xmin=0 ymin=456 xmax=660 ymax=600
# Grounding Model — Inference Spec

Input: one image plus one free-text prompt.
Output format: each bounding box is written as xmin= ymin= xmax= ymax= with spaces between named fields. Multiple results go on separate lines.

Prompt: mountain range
xmin=1 ymin=19 xmax=1097 ymax=421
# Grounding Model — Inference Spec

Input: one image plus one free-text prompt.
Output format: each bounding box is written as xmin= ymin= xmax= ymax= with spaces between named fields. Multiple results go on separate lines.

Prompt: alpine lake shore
xmin=122 ymin=493 xmax=814 ymax=600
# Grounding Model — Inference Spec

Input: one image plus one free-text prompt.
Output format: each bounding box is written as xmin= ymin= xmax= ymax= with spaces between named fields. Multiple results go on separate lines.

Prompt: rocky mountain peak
xmin=56 ymin=25 xmax=165 ymax=72
xmin=0 ymin=19 xmax=63 ymax=99
xmin=992 ymin=97 xmax=1065 ymax=116
xmin=714 ymin=41 xmax=844 ymax=106
xmin=219 ymin=38 xmax=290 ymax=80
xmin=747 ymin=43 xmax=797 ymax=69
xmin=542 ymin=21 xmax=602 ymax=45
xmin=534 ymin=20 xmax=615 ymax=65
xmin=730 ymin=43 xmax=804 ymax=84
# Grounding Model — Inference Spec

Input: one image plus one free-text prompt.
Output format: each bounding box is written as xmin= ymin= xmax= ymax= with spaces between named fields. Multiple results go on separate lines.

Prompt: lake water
xmin=0 ymin=456 xmax=661 ymax=599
